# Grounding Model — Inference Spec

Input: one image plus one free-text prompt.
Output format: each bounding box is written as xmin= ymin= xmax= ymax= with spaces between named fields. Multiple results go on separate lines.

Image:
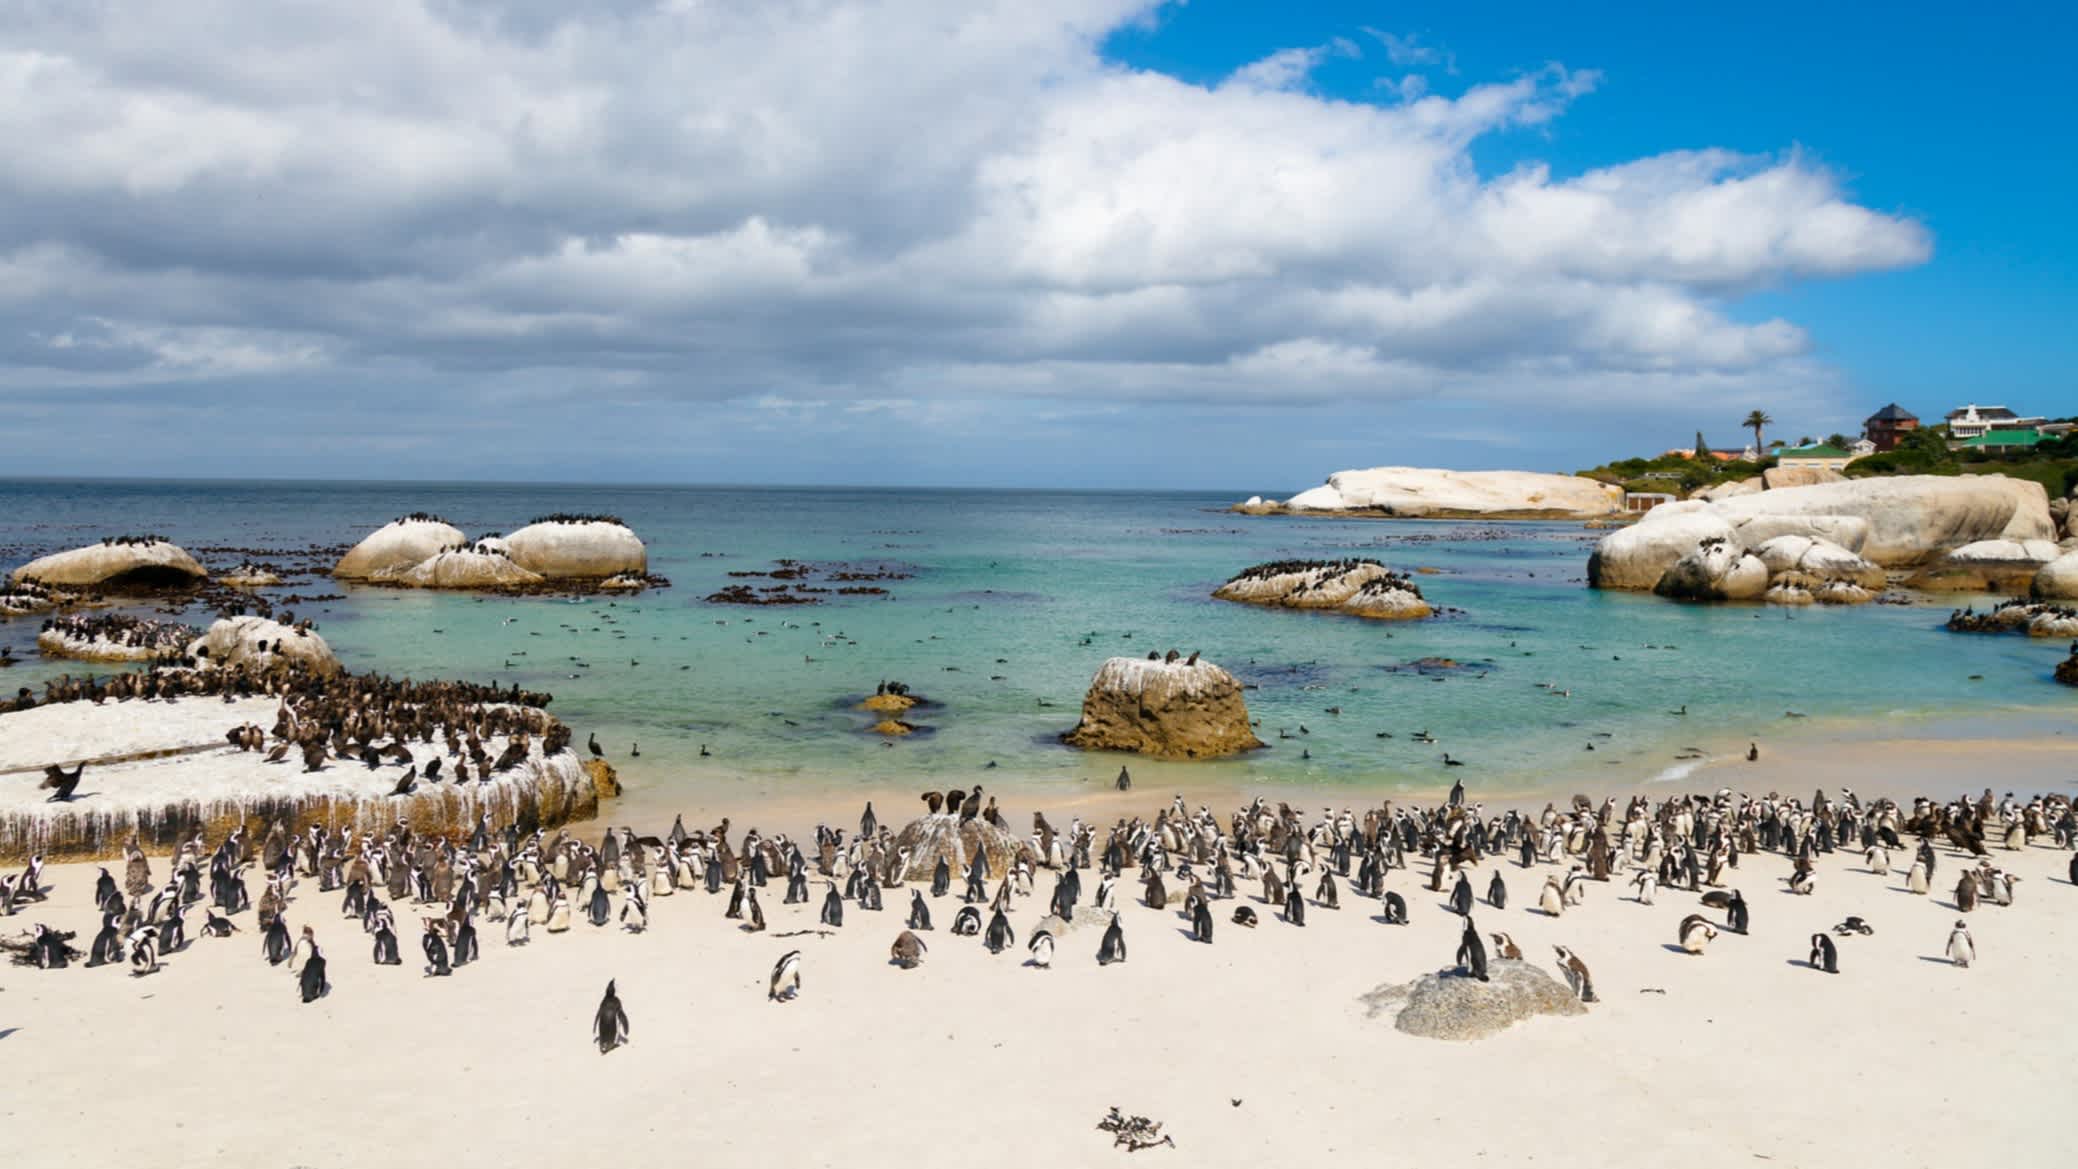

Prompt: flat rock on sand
xmin=1361 ymin=958 xmax=1586 ymax=1040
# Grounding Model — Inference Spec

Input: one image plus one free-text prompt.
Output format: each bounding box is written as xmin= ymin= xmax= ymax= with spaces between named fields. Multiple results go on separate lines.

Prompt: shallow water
xmin=1 ymin=478 xmax=2067 ymax=808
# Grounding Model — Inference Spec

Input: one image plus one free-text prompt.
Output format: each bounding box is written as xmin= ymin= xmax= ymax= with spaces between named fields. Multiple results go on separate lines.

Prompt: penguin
xmin=1946 ymin=920 xmax=1974 ymax=968
xmin=1724 ymin=889 xmax=1749 ymax=935
xmin=1906 ymin=859 xmax=1930 ymax=895
xmin=88 ymin=912 xmax=122 ymax=967
xmin=1027 ymin=928 xmax=1054 ymax=969
xmin=1808 ymin=932 xmax=1838 ymax=973
xmin=907 ymin=889 xmax=933 ymax=931
xmin=1096 ymin=912 xmax=1127 ymax=965
xmin=593 ymin=980 xmax=630 ymax=1052
xmin=963 ymin=850 xmax=988 ymax=904
xmin=1381 ymin=891 xmax=1408 ymax=925
xmin=1491 ymin=931 xmax=1522 ymax=960
xmin=373 ymin=915 xmax=401 ymax=964
xmin=262 ymin=916 xmax=293 ymax=965
xmin=1283 ymin=884 xmax=1306 ymax=927
xmin=619 ymin=881 xmax=648 ymax=933
xmin=745 ymin=886 xmax=766 ymax=932
xmin=984 ymin=908 xmax=1015 ymax=954
xmin=203 ymin=908 xmax=237 ymax=938
xmin=951 ymin=905 xmax=982 ymax=935
xmin=1553 ymin=945 xmax=1597 ymax=1002
xmin=586 ymin=879 xmax=611 ymax=927
xmin=769 ymin=950 xmax=803 ymax=1001
xmin=1115 ymin=766 xmax=1131 ymax=792
xmin=1232 ymin=905 xmax=1258 ymax=928
xmin=1448 ymin=870 xmax=1473 ymax=917
xmin=890 ymin=929 xmax=928 ymax=969
xmin=1631 ymin=868 xmax=1657 ymax=905
xmin=1188 ymin=896 xmax=1215 ymax=943
xmin=299 ymin=938 xmax=326 ymax=1000
xmin=1539 ymin=875 xmax=1565 ymax=917
xmin=930 ymin=856 xmax=951 ymax=898
xmin=1456 ymin=916 xmax=1489 ymax=981
xmin=127 ymin=926 xmax=158 ymax=976
xmin=820 ymin=881 xmax=844 ymax=928
xmin=545 ymin=895 xmax=572 ymax=933
xmin=1486 ymin=870 xmax=1507 ymax=910
xmin=422 ymin=920 xmax=451 ymax=976
xmin=452 ymin=915 xmax=479 ymax=966
xmin=1678 ymin=914 xmax=1718 ymax=954
xmin=1955 ymin=872 xmax=1979 ymax=913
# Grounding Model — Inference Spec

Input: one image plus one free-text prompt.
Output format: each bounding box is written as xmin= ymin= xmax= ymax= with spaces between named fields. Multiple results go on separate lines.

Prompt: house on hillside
xmin=1946 ymin=404 xmax=2045 ymax=441
xmin=1862 ymin=403 xmax=1918 ymax=451
xmin=1773 ymin=443 xmax=1856 ymax=472
xmin=1958 ymin=428 xmax=2051 ymax=453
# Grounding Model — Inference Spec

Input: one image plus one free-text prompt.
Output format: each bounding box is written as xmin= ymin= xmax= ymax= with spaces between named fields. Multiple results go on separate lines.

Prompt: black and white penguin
xmin=930 ymin=856 xmax=951 ymax=898
xmin=1381 ymin=890 xmax=1408 ymax=925
xmin=984 ymin=908 xmax=1015 ymax=954
xmin=1456 ymin=916 xmax=1489 ymax=982
xmin=951 ymin=905 xmax=981 ymax=935
xmin=586 ymin=879 xmax=611 ymax=927
xmin=1946 ymin=920 xmax=1974 ymax=967
xmin=1049 ymin=874 xmax=1076 ymax=923
xmin=203 ymin=908 xmax=236 ymax=938
xmin=1191 ymin=897 xmax=1214 ymax=943
xmin=1282 ymin=884 xmax=1306 ymax=927
xmin=1487 ymin=870 xmax=1507 ymax=910
xmin=964 ymin=851 xmax=988 ymax=904
xmin=907 ymin=889 xmax=933 ymax=931
xmin=1553 ymin=945 xmax=1597 ymax=1002
xmin=1115 ymin=766 xmax=1131 ymax=792
xmin=1096 ymin=912 xmax=1127 ymax=965
xmin=372 ymin=915 xmax=401 ymax=964
xmin=769 ymin=950 xmax=802 ymax=1001
xmin=298 ymin=941 xmax=328 ymax=1002
xmin=820 ymin=881 xmax=844 ymax=928
xmin=1448 ymin=871 xmax=1473 ymax=917
xmin=745 ymin=886 xmax=766 ymax=932
xmin=1725 ymin=889 xmax=1749 ymax=935
xmin=1808 ymin=932 xmax=1838 ymax=974
xmin=262 ymin=916 xmax=293 ymax=965
xmin=1231 ymin=905 xmax=1258 ymax=928
xmin=88 ymin=912 xmax=122 ymax=967
xmin=890 ymin=929 xmax=928 ymax=969
xmin=422 ymin=921 xmax=451 ymax=976
xmin=453 ymin=915 xmax=479 ymax=966
xmin=1491 ymin=931 xmax=1522 ymax=960
xmin=1678 ymin=914 xmax=1718 ymax=954
xmin=593 ymin=980 xmax=630 ymax=1052
xmin=1027 ymin=928 xmax=1054 ymax=969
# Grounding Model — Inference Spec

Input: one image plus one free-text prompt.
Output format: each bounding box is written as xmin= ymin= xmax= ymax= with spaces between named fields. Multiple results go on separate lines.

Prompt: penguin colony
xmin=4 ymin=781 xmax=2065 ymax=1045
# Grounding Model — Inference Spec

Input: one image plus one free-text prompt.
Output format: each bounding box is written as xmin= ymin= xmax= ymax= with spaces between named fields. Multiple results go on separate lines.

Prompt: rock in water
xmin=10 ymin=539 xmax=207 ymax=590
xmin=1254 ymin=467 xmax=1622 ymax=519
xmin=1360 ymin=958 xmax=1587 ymax=1040
xmin=1212 ymin=559 xmax=1431 ymax=620
xmin=504 ymin=517 xmax=647 ymax=579
xmin=2033 ymin=550 xmax=2078 ymax=600
xmin=333 ymin=515 xmax=466 ymax=579
xmin=1060 ymin=656 xmax=1265 ymax=760
xmin=1653 ymin=537 xmax=1769 ymax=602
xmin=384 ymin=546 xmax=546 ymax=590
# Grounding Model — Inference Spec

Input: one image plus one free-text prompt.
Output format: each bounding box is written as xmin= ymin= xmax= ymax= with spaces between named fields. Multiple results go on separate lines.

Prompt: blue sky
xmin=1 ymin=1 xmax=2069 ymax=489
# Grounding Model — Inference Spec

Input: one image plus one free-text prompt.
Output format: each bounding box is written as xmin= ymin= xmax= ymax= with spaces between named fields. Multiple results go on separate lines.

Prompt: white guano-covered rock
xmin=1752 ymin=536 xmax=1885 ymax=588
xmin=187 ymin=616 xmax=341 ymax=676
xmin=1587 ymin=506 xmax=1737 ymax=590
xmin=504 ymin=520 xmax=647 ymax=579
xmin=1211 ymin=560 xmax=1432 ymax=619
xmin=333 ymin=517 xmax=466 ymax=579
xmin=1271 ymin=467 xmax=1622 ymax=519
xmin=1910 ymin=538 xmax=2065 ymax=593
xmin=10 ymin=540 xmax=207 ymax=589
xmin=386 ymin=548 xmax=546 ymax=590
xmin=2032 ymin=550 xmax=2078 ymax=600
xmin=1654 ymin=539 xmax=1769 ymax=601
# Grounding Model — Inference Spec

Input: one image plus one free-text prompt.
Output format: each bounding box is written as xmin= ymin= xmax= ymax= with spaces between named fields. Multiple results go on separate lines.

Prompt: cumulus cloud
xmin=0 ymin=0 xmax=1930 ymax=478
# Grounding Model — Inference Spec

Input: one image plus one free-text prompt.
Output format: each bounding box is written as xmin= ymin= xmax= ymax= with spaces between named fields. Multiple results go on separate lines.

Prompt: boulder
xmin=1360 ymin=959 xmax=1587 ymax=1040
xmin=2032 ymin=550 xmax=2078 ymax=600
xmin=187 ymin=616 xmax=341 ymax=676
xmin=218 ymin=563 xmax=283 ymax=588
xmin=1270 ymin=467 xmax=1622 ymax=519
xmin=385 ymin=547 xmax=546 ymax=590
xmin=1693 ymin=478 xmax=1761 ymax=502
xmin=1061 ymin=656 xmax=1264 ymax=760
xmin=10 ymin=539 xmax=206 ymax=590
xmin=1908 ymin=539 xmax=2064 ymax=593
xmin=36 ymin=617 xmax=196 ymax=663
xmin=887 ymin=813 xmax=1030 ymax=882
xmin=1762 ymin=465 xmax=1846 ymax=490
xmin=505 ymin=518 xmax=647 ymax=579
xmin=333 ymin=516 xmax=466 ymax=579
xmin=1591 ymin=476 xmax=2054 ymax=591
xmin=1752 ymin=536 xmax=1886 ymax=589
xmin=1654 ymin=538 xmax=1769 ymax=601
xmin=1212 ymin=560 xmax=1432 ymax=620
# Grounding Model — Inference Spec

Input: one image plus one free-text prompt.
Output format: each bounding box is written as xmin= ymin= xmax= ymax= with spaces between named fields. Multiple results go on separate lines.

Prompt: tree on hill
xmin=1826 ymin=433 xmax=1850 ymax=449
xmin=1744 ymin=410 xmax=1773 ymax=452
xmin=1694 ymin=431 xmax=1711 ymax=459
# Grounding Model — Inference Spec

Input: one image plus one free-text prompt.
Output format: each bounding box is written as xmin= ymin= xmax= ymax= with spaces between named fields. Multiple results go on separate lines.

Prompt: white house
xmin=1946 ymin=404 xmax=2045 ymax=440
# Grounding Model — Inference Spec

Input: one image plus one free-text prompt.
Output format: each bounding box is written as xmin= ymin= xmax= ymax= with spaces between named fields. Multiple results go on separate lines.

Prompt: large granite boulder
xmin=385 ymin=546 xmax=546 ymax=590
xmin=505 ymin=517 xmax=647 ymax=579
xmin=333 ymin=516 xmax=466 ymax=579
xmin=1693 ymin=478 xmax=1762 ymax=502
xmin=1260 ymin=467 xmax=1621 ymax=519
xmin=187 ymin=616 xmax=341 ymax=676
xmin=36 ymin=616 xmax=196 ymax=663
xmin=1908 ymin=538 xmax=2065 ymax=593
xmin=1592 ymin=476 xmax=2054 ymax=592
xmin=887 ymin=813 xmax=1030 ymax=882
xmin=1360 ymin=959 xmax=1588 ymax=1040
xmin=11 ymin=539 xmax=206 ymax=590
xmin=2032 ymin=550 xmax=2078 ymax=600
xmin=1654 ymin=538 xmax=1769 ymax=601
xmin=1061 ymin=656 xmax=1265 ymax=760
xmin=1762 ymin=465 xmax=1846 ymax=490
xmin=1752 ymin=535 xmax=1886 ymax=588
xmin=1212 ymin=559 xmax=1432 ymax=620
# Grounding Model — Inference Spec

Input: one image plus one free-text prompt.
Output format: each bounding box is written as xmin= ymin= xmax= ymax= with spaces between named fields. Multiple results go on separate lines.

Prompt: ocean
xmin=1 ymin=478 xmax=2067 ymax=809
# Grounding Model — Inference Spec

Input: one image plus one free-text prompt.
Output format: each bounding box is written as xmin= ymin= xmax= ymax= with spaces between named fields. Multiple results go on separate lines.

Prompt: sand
xmin=3 ymin=775 xmax=2073 ymax=1169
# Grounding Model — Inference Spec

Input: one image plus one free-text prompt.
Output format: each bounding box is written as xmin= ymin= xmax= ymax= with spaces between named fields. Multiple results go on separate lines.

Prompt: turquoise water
xmin=1 ymin=478 xmax=2068 ymax=803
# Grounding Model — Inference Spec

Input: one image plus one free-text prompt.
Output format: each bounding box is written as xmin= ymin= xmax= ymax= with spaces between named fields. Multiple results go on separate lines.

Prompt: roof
xmin=1865 ymin=403 xmax=1918 ymax=423
xmin=1959 ymin=428 xmax=2049 ymax=448
xmin=1947 ymin=404 xmax=2018 ymax=420
xmin=1775 ymin=444 xmax=1851 ymax=460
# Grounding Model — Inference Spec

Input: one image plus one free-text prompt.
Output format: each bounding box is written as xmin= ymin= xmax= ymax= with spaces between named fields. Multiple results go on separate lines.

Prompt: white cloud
xmin=0 ymin=0 xmax=1931 ymax=472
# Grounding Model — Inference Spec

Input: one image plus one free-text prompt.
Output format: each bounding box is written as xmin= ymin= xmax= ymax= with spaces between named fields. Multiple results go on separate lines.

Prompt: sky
xmin=2 ymin=0 xmax=2071 ymax=490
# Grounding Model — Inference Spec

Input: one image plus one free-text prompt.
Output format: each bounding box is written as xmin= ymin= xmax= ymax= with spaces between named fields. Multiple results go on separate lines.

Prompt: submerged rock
xmin=1061 ymin=656 xmax=1264 ymax=760
xmin=11 ymin=538 xmax=207 ymax=591
xmin=333 ymin=515 xmax=466 ymax=579
xmin=1213 ymin=559 xmax=1432 ymax=620
xmin=1360 ymin=958 xmax=1587 ymax=1040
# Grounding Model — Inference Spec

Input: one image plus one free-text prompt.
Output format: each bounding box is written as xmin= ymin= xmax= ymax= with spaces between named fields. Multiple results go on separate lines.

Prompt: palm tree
xmin=1743 ymin=410 xmax=1773 ymax=454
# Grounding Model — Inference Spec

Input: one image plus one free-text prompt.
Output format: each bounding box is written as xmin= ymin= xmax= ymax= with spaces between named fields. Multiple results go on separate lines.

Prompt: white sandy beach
xmin=3 ymin=777 xmax=2073 ymax=1169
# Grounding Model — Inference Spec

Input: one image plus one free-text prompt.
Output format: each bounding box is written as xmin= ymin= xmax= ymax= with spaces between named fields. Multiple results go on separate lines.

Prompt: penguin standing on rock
xmin=1456 ymin=917 xmax=1489 ymax=982
xmin=1808 ymin=932 xmax=1838 ymax=973
xmin=593 ymin=980 xmax=630 ymax=1052
xmin=1097 ymin=912 xmax=1127 ymax=965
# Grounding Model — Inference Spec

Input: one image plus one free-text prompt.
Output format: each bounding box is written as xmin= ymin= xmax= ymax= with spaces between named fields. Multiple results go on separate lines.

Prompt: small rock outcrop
xmin=504 ymin=516 xmax=647 ymax=579
xmin=10 ymin=538 xmax=207 ymax=590
xmin=36 ymin=615 xmax=196 ymax=663
xmin=1944 ymin=600 xmax=2078 ymax=638
xmin=1361 ymin=959 xmax=1587 ymax=1040
xmin=1246 ymin=467 xmax=1621 ymax=519
xmin=1061 ymin=656 xmax=1264 ymax=760
xmin=1654 ymin=537 xmax=1769 ymax=602
xmin=187 ymin=616 xmax=341 ymax=676
xmin=888 ymin=813 xmax=1030 ymax=881
xmin=2032 ymin=550 xmax=2078 ymax=600
xmin=1908 ymin=539 xmax=2066 ymax=593
xmin=218 ymin=562 xmax=283 ymax=588
xmin=333 ymin=515 xmax=467 ymax=579
xmin=384 ymin=546 xmax=546 ymax=590
xmin=1213 ymin=559 xmax=1432 ymax=620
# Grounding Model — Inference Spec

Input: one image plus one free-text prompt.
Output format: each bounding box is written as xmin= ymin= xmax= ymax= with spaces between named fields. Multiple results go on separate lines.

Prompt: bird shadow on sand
xmin=0 ymin=1028 xmax=19 ymax=1041
xmin=1783 ymin=959 xmax=1827 ymax=971
xmin=1916 ymin=955 xmax=1959 ymax=965
xmin=1660 ymin=944 xmax=1692 ymax=955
